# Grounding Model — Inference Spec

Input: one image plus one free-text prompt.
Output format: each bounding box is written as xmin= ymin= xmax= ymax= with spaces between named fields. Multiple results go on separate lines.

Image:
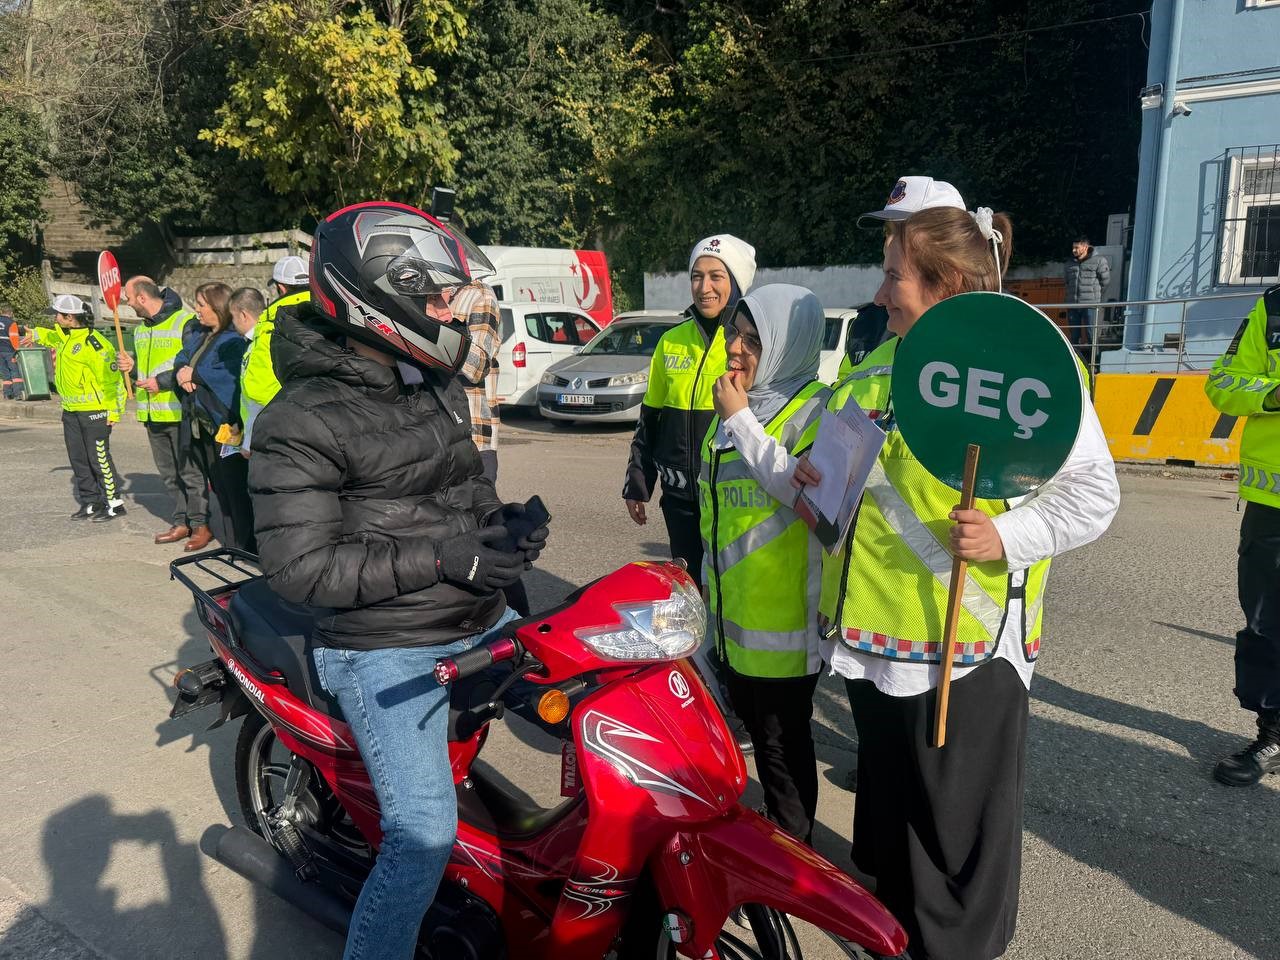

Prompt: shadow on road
xmin=0 ymin=796 xmax=229 ymax=960
xmin=1151 ymin=620 xmax=1237 ymax=646
xmin=1026 ymin=675 xmax=1280 ymax=959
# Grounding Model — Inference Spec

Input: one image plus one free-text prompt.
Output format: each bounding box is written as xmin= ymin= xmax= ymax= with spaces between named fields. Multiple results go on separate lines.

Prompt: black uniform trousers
xmin=62 ymin=410 xmax=120 ymax=506
xmin=190 ymin=431 xmax=256 ymax=552
xmin=847 ymin=659 xmax=1027 ymax=960
xmin=1235 ymin=500 xmax=1280 ymax=718
xmin=725 ymin=669 xmax=820 ymax=842
xmin=659 ymin=493 xmax=703 ymax=581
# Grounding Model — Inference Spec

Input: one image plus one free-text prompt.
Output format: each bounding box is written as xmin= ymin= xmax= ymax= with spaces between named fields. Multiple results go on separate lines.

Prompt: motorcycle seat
xmin=228 ymin=578 xmax=344 ymax=721
xmin=226 ymin=578 xmax=512 ymax=742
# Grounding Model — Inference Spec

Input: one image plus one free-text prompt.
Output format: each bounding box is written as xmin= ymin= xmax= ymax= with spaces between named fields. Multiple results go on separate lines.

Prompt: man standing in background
xmin=117 ymin=277 xmax=210 ymax=547
xmin=1064 ymin=235 xmax=1111 ymax=363
xmin=228 ymin=286 xmax=275 ymax=455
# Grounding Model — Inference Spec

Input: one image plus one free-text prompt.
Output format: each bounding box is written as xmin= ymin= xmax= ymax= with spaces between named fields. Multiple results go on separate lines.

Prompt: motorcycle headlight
xmin=576 ymin=578 xmax=706 ymax=661
xmin=607 ymin=371 xmax=648 ymax=387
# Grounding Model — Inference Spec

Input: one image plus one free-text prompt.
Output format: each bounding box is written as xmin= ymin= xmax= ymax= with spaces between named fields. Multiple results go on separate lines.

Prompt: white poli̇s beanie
xmin=689 ymin=234 xmax=757 ymax=293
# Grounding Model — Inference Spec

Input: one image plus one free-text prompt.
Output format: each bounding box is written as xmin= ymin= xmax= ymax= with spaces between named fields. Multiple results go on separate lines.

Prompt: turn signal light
xmin=537 ymin=689 xmax=571 ymax=724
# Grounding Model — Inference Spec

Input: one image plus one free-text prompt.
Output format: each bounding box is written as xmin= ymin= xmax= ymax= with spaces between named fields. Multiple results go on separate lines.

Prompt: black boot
xmin=91 ymin=501 xmax=127 ymax=523
xmin=70 ymin=502 xmax=104 ymax=521
xmin=1214 ymin=713 xmax=1280 ymax=786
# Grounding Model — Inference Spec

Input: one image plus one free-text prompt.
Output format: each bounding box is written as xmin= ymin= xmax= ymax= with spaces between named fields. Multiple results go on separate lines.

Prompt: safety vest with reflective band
xmin=819 ymin=352 xmax=1051 ymax=665
xmin=133 ymin=307 xmax=194 ymax=423
xmin=635 ymin=312 xmax=727 ymax=497
xmin=262 ymin=289 xmax=310 ymax=324
xmin=699 ymin=382 xmax=830 ymax=678
xmin=32 ymin=326 xmax=124 ymax=420
xmin=239 ymin=320 xmax=283 ymax=451
xmin=1205 ymin=287 xmax=1280 ymax=509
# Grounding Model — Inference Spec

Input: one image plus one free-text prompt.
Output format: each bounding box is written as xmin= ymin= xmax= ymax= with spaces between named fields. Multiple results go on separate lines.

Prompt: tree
xmin=201 ymin=0 xmax=466 ymax=214
xmin=0 ymin=101 xmax=48 ymax=278
xmin=434 ymin=0 xmax=670 ymax=251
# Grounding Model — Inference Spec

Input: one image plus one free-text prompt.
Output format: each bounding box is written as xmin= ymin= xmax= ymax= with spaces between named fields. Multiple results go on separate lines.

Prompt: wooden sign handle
xmin=933 ymin=442 xmax=980 ymax=748
xmin=111 ymin=304 xmax=133 ymax=399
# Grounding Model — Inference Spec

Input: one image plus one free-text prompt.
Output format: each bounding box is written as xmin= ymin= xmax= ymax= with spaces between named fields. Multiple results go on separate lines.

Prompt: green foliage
xmin=201 ymin=1 xmax=465 ymax=213
xmin=0 ymin=267 xmax=51 ymax=328
xmin=0 ymin=102 xmax=48 ymax=276
xmin=435 ymin=0 xmax=670 ymax=249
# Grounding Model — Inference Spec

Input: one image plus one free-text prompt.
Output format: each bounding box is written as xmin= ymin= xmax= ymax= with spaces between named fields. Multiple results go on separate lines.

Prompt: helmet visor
xmin=386 ymin=254 xmax=464 ymax=297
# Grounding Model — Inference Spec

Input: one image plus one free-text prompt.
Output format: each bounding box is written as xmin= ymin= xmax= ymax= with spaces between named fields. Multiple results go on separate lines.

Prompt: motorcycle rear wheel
xmin=234 ymin=711 xmax=374 ymax=882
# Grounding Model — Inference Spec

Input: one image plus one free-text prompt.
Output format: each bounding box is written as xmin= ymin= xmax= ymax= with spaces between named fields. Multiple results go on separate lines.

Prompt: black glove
xmin=487 ymin=502 xmax=550 ymax=563
xmin=436 ymin=527 xmax=526 ymax=591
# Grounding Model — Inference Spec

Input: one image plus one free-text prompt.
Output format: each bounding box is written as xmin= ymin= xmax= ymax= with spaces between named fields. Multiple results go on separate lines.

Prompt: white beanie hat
xmin=272 ymin=254 xmax=310 ymax=286
xmin=689 ymin=234 xmax=757 ymax=292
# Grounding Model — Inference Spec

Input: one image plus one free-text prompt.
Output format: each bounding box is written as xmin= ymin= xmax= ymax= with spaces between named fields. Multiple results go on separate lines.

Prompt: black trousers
xmin=62 ymin=410 xmax=120 ymax=505
xmin=1236 ymin=501 xmax=1280 ymax=715
xmin=145 ymin=421 xmax=207 ymax=527
xmin=659 ymin=493 xmax=703 ymax=582
xmin=190 ymin=431 xmax=256 ymax=552
xmin=847 ymin=659 xmax=1027 ymax=960
xmin=725 ymin=670 xmax=819 ymax=842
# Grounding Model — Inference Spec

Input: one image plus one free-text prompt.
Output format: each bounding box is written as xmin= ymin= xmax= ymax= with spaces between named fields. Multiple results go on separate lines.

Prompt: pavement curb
xmin=0 ymin=399 xmax=63 ymax=422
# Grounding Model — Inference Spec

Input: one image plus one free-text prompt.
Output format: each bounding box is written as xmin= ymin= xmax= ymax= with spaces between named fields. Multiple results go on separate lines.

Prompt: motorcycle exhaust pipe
xmin=210 ymin=825 xmax=353 ymax=936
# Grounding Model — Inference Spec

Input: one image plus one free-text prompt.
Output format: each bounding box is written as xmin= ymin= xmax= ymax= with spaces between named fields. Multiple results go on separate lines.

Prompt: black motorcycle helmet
xmin=309 ymin=201 xmax=486 ymax=373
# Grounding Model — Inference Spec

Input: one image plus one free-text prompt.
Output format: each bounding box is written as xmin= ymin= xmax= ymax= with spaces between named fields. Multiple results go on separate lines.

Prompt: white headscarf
xmin=718 ymin=284 xmax=823 ymax=439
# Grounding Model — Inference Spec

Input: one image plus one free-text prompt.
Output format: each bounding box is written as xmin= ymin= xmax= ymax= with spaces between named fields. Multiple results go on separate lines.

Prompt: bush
xmin=0 ymin=268 xmax=51 ymax=328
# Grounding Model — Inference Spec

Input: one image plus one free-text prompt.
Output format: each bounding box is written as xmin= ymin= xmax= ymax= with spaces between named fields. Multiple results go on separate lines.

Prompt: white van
xmin=495 ymin=302 xmax=601 ymax=406
xmin=480 ymin=246 xmax=614 ymax=330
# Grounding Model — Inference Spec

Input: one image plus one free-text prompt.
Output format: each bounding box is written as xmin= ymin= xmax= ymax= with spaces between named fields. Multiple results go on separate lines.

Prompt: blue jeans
xmin=313 ymin=608 xmax=519 ymax=960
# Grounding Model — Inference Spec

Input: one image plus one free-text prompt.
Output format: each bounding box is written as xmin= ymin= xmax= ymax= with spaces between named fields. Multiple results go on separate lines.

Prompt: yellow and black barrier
xmin=1093 ymin=373 xmax=1243 ymax=466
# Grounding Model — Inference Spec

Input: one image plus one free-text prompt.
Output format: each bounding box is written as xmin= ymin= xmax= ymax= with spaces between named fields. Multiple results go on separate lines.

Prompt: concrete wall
xmin=644 ymin=262 xmax=1069 ymax=311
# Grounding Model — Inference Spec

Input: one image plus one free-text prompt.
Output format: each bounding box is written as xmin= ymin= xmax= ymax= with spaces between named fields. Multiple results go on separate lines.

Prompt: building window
xmin=1217 ymin=146 xmax=1280 ymax=286
xmin=1244 ymin=0 xmax=1280 ymax=8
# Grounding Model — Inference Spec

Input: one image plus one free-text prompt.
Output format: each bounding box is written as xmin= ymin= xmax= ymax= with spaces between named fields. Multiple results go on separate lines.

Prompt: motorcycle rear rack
xmin=169 ymin=547 xmax=264 ymax=652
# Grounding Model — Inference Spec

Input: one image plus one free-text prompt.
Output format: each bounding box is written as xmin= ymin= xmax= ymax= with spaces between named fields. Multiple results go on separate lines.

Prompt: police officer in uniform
xmin=1205 ymin=285 xmax=1280 ymax=786
xmin=23 ymin=295 xmax=126 ymax=520
xmin=623 ymin=234 xmax=756 ymax=574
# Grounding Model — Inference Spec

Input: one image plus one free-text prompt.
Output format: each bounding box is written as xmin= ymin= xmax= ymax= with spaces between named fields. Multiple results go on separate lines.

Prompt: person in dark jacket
xmin=249 ymin=202 xmax=547 ymax=960
xmin=168 ymin=282 xmax=251 ymax=552
xmin=1064 ymin=235 xmax=1111 ymax=361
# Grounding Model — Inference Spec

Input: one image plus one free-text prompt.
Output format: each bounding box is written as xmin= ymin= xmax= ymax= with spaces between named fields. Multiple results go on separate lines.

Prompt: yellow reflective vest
xmin=820 ymin=344 xmax=1052 ymax=665
xmin=134 ymin=307 xmax=195 ymax=423
xmin=699 ymin=382 xmax=829 ymax=678
xmin=32 ymin=326 xmax=124 ymax=421
xmin=624 ymin=311 xmax=727 ymax=501
xmin=239 ymin=291 xmax=305 ymax=450
xmin=1205 ymin=287 xmax=1280 ymax=509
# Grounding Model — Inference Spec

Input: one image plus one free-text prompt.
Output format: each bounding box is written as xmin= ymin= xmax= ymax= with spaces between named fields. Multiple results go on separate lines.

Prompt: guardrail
xmin=173 ymin=229 xmax=312 ymax=267
xmin=1029 ymin=291 xmax=1263 ymax=376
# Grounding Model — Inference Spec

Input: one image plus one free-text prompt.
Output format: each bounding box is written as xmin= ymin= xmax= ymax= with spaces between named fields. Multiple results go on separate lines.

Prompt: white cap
xmin=688 ymin=234 xmax=757 ymax=292
xmin=272 ymin=254 xmax=310 ymax=286
xmin=47 ymin=294 xmax=88 ymax=316
xmin=857 ymin=176 xmax=967 ymax=226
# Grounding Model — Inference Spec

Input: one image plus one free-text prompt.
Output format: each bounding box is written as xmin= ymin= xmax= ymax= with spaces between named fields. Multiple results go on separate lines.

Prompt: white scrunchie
xmin=970 ymin=206 xmax=1005 ymax=292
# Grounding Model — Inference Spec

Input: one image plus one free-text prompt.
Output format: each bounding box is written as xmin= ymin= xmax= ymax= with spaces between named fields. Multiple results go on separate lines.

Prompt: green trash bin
xmin=16 ymin=347 xmax=52 ymax=400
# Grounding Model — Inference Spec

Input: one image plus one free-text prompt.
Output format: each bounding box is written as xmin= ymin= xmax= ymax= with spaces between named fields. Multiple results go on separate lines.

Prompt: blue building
xmin=1108 ymin=0 xmax=1280 ymax=372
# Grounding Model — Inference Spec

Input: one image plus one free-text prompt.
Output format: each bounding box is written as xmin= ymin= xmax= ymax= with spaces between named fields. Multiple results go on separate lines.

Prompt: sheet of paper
xmin=799 ymin=397 xmax=887 ymax=552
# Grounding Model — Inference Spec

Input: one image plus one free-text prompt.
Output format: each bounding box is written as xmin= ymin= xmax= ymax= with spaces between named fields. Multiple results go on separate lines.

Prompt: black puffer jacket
xmin=248 ymin=308 xmax=505 ymax=649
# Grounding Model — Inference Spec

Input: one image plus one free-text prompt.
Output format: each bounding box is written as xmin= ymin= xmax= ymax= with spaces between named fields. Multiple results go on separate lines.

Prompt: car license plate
xmin=557 ymin=394 xmax=594 ymax=405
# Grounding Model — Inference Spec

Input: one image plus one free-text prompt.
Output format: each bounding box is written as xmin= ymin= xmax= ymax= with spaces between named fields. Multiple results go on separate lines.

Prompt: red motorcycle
xmin=168 ymin=549 xmax=906 ymax=960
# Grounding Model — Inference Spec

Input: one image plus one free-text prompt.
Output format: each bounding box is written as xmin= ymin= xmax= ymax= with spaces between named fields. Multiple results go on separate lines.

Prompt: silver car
xmin=537 ymin=314 xmax=681 ymax=423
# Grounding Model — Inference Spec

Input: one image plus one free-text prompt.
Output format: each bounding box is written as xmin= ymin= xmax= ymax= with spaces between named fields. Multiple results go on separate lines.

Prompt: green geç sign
xmin=890 ymin=292 xmax=1084 ymax=500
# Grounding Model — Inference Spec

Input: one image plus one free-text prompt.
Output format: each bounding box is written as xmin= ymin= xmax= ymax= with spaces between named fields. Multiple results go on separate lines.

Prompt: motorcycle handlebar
xmin=434 ymin=636 xmax=521 ymax=686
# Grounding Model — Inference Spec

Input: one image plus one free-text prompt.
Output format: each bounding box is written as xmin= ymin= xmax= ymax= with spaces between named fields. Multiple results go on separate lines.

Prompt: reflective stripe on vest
xmin=700 ymin=381 xmax=829 ymax=678
xmin=821 ymin=359 xmax=1050 ymax=666
xmin=135 ymin=308 xmax=193 ymax=423
xmin=1242 ymin=464 xmax=1280 ymax=495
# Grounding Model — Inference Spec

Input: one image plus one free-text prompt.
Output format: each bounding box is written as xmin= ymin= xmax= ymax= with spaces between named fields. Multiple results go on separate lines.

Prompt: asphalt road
xmin=0 ymin=409 xmax=1275 ymax=960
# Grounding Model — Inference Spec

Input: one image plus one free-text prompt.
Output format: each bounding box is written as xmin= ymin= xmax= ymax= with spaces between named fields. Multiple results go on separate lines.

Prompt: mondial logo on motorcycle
xmin=225 ymin=657 xmax=266 ymax=704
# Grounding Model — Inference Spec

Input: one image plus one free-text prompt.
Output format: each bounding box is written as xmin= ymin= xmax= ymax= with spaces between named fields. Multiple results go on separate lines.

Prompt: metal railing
xmin=1028 ymin=290 xmax=1264 ymax=377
